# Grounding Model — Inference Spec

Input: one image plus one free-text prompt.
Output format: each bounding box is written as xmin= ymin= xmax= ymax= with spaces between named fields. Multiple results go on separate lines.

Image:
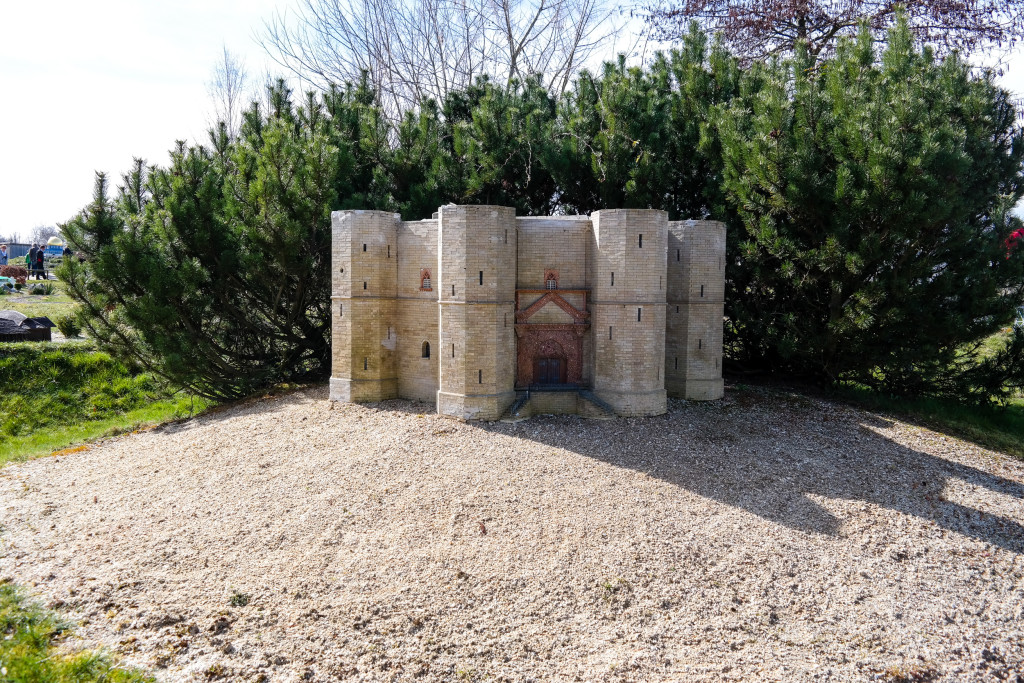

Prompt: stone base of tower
xmin=437 ymin=390 xmax=516 ymax=421
xmin=592 ymin=388 xmax=667 ymax=417
xmin=672 ymin=378 xmax=724 ymax=401
xmin=330 ymin=377 xmax=398 ymax=403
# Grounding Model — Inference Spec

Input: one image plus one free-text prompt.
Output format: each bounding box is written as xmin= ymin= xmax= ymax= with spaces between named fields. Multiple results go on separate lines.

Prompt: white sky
xmin=2 ymin=1 xmax=1024 ymax=239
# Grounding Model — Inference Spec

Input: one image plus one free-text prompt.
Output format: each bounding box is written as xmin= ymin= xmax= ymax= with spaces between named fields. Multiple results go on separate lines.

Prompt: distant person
xmin=34 ymin=245 xmax=46 ymax=280
xmin=28 ymin=244 xmax=38 ymax=278
xmin=0 ymin=244 xmax=8 ymax=266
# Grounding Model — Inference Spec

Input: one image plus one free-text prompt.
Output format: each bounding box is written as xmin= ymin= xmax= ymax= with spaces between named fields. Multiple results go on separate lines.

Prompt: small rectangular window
xmin=637 ymin=308 xmax=642 ymax=322
xmin=698 ymin=339 xmax=702 ymax=350
xmin=700 ymin=284 xmax=704 ymax=297
xmin=674 ymin=357 xmax=678 ymax=369
xmin=387 ymin=245 xmax=390 ymax=258
xmin=363 ymin=281 xmax=367 ymax=290
xmin=452 ymin=343 xmax=455 ymax=358
xmin=479 ymin=271 xmax=483 ymax=285
xmin=363 ymin=357 xmax=368 ymax=370
xmin=677 ymin=248 xmax=680 ymax=262
xmin=611 ymin=272 xmax=615 ymax=287
xmin=609 ymin=326 xmax=613 ymax=340
xmin=504 ymin=229 xmax=508 ymax=244
xmin=639 ymin=234 xmax=643 ymax=248
xmin=478 ymin=369 xmax=482 ymax=384
xmin=339 ymin=303 xmax=343 ymax=317
xmin=363 ymin=244 xmax=367 ymax=252
xmin=452 ymin=284 xmax=455 ymax=297
xmin=676 ymin=305 xmax=679 ymax=313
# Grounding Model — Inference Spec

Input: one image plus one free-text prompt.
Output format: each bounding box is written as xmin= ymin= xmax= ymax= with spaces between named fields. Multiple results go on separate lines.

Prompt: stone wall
xmin=590 ymin=209 xmax=669 ymax=417
xmin=330 ymin=205 xmax=725 ymax=420
xmin=665 ymin=220 xmax=726 ymax=400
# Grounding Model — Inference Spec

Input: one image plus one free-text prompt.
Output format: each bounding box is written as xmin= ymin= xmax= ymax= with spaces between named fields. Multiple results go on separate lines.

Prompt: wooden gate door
xmin=533 ymin=357 xmax=566 ymax=385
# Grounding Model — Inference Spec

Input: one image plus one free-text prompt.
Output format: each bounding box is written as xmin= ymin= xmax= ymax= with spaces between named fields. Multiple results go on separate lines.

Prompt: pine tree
xmin=718 ymin=18 xmax=1024 ymax=396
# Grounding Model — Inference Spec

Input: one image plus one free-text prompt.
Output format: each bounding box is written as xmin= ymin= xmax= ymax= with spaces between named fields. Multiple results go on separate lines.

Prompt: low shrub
xmin=0 ymin=264 xmax=28 ymax=285
xmin=29 ymin=282 xmax=55 ymax=295
xmin=55 ymin=313 xmax=82 ymax=338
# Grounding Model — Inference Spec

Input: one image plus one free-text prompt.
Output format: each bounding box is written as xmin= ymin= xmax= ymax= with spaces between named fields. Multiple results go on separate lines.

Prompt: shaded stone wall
xmin=665 ymin=220 xmax=726 ymax=400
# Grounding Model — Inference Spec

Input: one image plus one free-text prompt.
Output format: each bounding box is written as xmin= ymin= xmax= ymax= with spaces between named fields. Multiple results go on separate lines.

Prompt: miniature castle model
xmin=330 ymin=205 xmax=725 ymax=420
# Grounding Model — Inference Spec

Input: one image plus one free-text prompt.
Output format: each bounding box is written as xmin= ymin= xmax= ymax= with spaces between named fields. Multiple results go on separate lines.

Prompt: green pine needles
xmin=58 ymin=19 xmax=1024 ymax=402
xmin=718 ymin=18 xmax=1024 ymax=399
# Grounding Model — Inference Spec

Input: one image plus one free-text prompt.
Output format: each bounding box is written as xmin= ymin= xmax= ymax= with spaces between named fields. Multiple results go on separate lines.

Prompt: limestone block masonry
xmin=330 ymin=205 xmax=726 ymax=419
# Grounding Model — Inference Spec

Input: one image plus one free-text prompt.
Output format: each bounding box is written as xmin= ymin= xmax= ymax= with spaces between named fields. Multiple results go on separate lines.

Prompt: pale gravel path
xmin=1 ymin=386 xmax=1022 ymax=683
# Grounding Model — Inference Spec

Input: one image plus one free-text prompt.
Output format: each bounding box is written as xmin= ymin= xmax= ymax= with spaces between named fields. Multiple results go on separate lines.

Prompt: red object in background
xmin=1006 ymin=228 xmax=1024 ymax=259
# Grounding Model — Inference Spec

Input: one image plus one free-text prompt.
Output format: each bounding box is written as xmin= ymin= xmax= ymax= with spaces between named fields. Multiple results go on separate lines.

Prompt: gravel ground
xmin=1 ymin=385 xmax=1022 ymax=682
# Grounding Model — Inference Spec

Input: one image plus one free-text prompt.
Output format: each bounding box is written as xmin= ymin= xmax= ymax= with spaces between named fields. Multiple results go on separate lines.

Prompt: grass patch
xmin=0 ymin=580 xmax=152 ymax=682
xmin=836 ymin=384 xmax=1024 ymax=459
xmin=0 ymin=341 xmax=212 ymax=465
xmin=0 ymin=279 xmax=78 ymax=321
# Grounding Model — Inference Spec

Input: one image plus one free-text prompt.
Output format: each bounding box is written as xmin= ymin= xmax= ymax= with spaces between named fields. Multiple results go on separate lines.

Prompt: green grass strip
xmin=836 ymin=385 xmax=1024 ymax=459
xmin=0 ymin=580 xmax=152 ymax=683
xmin=0 ymin=341 xmax=212 ymax=465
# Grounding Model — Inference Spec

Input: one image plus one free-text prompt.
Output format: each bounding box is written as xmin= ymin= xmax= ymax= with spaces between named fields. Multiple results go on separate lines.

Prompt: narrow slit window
xmin=422 ymin=341 xmax=430 ymax=358
xmin=700 ymin=284 xmax=704 ymax=297
xmin=478 ymin=369 xmax=482 ymax=384
xmin=504 ymin=313 xmax=507 ymax=327
xmin=479 ymin=271 xmax=483 ymax=285
xmin=363 ymin=357 xmax=368 ymax=370
xmin=639 ymin=234 xmax=643 ymax=248
xmin=339 ymin=303 xmax=343 ymax=317
xmin=676 ymin=305 xmax=680 ymax=313
xmin=504 ymin=229 xmax=508 ymax=244
xmin=452 ymin=284 xmax=455 ymax=297
xmin=387 ymin=326 xmax=391 ymax=339
xmin=637 ymin=307 xmax=642 ymax=322
xmin=677 ymin=248 xmax=680 ymax=262
xmin=387 ymin=245 xmax=390 ymax=258
xmin=363 ymin=244 xmax=367 ymax=252
xmin=363 ymin=281 xmax=367 ymax=290
xmin=452 ymin=343 xmax=455 ymax=358
xmin=609 ymin=326 xmax=613 ymax=340
xmin=698 ymin=339 xmax=702 ymax=350
xmin=611 ymin=272 xmax=615 ymax=287
xmin=674 ymin=357 xmax=678 ymax=370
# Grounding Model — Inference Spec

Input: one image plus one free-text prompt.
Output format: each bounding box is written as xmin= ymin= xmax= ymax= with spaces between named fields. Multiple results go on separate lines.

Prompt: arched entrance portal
xmin=514 ymin=289 xmax=590 ymax=388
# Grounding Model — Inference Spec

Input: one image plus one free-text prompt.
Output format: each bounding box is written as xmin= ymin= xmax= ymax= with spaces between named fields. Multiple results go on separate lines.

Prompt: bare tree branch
xmin=260 ymin=0 xmax=620 ymax=117
xmin=642 ymin=0 xmax=1024 ymax=63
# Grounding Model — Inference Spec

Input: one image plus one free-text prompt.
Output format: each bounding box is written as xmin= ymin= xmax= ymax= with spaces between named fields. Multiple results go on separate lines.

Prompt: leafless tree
xmin=31 ymin=225 xmax=60 ymax=245
xmin=207 ymin=45 xmax=250 ymax=139
xmin=260 ymin=0 xmax=620 ymax=117
xmin=643 ymin=0 xmax=1024 ymax=63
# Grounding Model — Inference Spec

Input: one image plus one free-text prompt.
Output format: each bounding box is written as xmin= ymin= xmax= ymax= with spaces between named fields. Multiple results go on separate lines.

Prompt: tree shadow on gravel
xmin=474 ymin=390 xmax=1024 ymax=554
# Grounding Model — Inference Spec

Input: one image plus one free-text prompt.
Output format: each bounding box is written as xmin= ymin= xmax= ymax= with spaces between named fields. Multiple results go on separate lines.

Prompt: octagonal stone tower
xmin=589 ymin=209 xmax=669 ymax=417
xmin=436 ymin=204 xmax=518 ymax=420
xmin=329 ymin=210 xmax=399 ymax=402
xmin=665 ymin=219 xmax=726 ymax=400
